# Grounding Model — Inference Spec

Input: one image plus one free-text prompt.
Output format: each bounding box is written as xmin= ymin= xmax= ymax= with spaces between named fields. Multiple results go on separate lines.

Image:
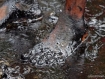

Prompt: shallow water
xmin=0 ymin=0 xmax=105 ymax=79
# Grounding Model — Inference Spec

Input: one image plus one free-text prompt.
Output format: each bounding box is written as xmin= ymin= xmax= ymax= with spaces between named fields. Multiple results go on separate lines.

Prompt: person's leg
xmin=65 ymin=0 xmax=86 ymax=19
xmin=43 ymin=0 xmax=86 ymax=45
xmin=65 ymin=0 xmax=87 ymax=41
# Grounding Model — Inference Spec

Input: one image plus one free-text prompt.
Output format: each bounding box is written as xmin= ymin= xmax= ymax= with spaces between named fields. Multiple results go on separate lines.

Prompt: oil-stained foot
xmin=21 ymin=0 xmax=87 ymax=67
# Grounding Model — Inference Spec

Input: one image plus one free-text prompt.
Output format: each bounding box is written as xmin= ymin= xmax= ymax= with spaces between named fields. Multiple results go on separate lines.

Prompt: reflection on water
xmin=84 ymin=0 xmax=105 ymax=78
xmin=0 ymin=0 xmax=105 ymax=79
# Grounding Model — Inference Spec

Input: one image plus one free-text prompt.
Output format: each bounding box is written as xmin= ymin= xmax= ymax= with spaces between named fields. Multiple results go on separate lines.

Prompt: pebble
xmin=49 ymin=15 xmax=58 ymax=24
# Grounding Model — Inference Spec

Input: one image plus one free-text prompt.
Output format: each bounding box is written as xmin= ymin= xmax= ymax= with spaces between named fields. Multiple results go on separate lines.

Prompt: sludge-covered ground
xmin=0 ymin=0 xmax=105 ymax=79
